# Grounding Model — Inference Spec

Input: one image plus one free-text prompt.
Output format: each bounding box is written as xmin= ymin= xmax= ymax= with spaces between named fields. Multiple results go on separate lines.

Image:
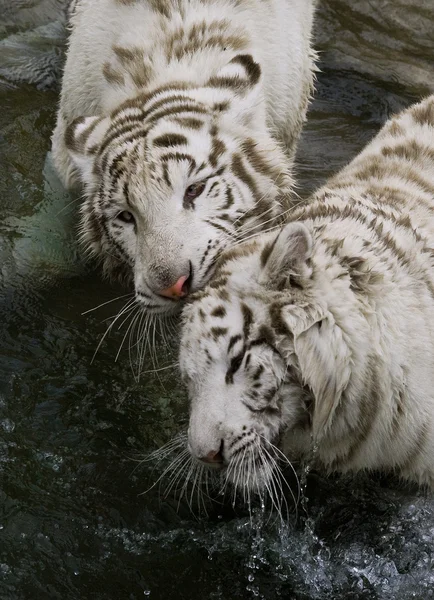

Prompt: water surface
xmin=1 ymin=2 xmax=434 ymax=598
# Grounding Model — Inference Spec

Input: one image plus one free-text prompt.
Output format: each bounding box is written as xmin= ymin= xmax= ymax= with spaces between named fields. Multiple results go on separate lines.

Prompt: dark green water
xmin=1 ymin=2 xmax=434 ymax=599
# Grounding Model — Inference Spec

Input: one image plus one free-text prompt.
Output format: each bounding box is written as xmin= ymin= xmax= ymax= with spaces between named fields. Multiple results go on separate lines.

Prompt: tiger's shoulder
xmin=313 ymin=95 xmax=434 ymax=215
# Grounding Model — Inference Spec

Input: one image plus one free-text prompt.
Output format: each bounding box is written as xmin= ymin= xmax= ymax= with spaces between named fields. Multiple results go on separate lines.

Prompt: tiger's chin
xmin=135 ymin=295 xmax=187 ymax=316
xmin=215 ymin=434 xmax=285 ymax=497
xmin=224 ymin=458 xmax=277 ymax=494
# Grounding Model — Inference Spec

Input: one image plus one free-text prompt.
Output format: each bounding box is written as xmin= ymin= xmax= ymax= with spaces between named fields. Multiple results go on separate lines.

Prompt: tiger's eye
xmin=116 ymin=210 xmax=135 ymax=224
xmin=184 ymin=181 xmax=206 ymax=201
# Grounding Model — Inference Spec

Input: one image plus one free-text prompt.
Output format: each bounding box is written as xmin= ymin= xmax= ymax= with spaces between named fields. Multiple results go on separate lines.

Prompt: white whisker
xmin=55 ymin=189 xmax=87 ymax=217
xmin=142 ymin=448 xmax=190 ymax=495
xmin=140 ymin=363 xmax=179 ymax=374
xmin=82 ymin=292 xmax=134 ymax=315
xmin=90 ymin=297 xmax=137 ymax=363
xmin=163 ymin=454 xmax=192 ymax=498
xmin=115 ymin=305 xmax=141 ymax=362
xmin=236 ymin=200 xmax=305 ymax=240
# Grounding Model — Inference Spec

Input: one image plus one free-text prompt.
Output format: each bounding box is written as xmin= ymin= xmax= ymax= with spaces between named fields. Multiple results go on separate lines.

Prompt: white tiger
xmin=179 ymin=95 xmax=434 ymax=496
xmin=51 ymin=0 xmax=317 ymax=313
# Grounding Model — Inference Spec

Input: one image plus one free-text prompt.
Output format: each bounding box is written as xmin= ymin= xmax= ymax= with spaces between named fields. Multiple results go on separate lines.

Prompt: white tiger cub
xmin=179 ymin=95 xmax=434 ymax=494
xmin=51 ymin=0 xmax=317 ymax=313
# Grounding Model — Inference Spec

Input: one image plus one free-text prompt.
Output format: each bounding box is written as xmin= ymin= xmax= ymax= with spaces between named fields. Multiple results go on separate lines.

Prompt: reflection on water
xmin=316 ymin=0 xmax=434 ymax=97
xmin=0 ymin=0 xmax=68 ymax=89
xmin=0 ymin=1 xmax=434 ymax=599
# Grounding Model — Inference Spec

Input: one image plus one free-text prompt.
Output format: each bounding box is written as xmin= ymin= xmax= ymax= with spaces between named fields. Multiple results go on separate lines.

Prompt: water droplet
xmin=143 ymin=591 xmax=151 ymax=596
xmin=248 ymin=574 xmax=254 ymax=582
xmin=1 ymin=419 xmax=15 ymax=433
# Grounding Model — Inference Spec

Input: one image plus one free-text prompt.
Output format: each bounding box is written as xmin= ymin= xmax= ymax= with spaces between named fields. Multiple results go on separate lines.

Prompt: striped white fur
xmin=179 ymin=96 xmax=434 ymax=495
xmin=51 ymin=0 xmax=317 ymax=314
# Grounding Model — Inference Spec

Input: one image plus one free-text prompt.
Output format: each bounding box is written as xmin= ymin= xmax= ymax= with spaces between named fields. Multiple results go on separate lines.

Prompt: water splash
xmin=245 ymin=503 xmax=268 ymax=599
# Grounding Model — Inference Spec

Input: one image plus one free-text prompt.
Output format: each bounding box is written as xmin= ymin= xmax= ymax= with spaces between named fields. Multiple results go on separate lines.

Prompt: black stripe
xmin=162 ymin=162 xmax=171 ymax=187
xmin=101 ymin=94 xmax=206 ymax=156
xmin=291 ymin=202 xmax=434 ymax=300
xmin=110 ymin=82 xmax=194 ymax=119
xmin=153 ymin=133 xmax=188 ymax=148
xmin=173 ymin=117 xmax=204 ymax=130
xmin=231 ymin=153 xmax=258 ymax=199
xmin=228 ymin=334 xmax=242 ymax=353
xmin=205 ymin=219 xmax=233 ymax=237
xmin=241 ymin=303 xmax=253 ymax=339
xmin=222 ymin=185 xmax=234 ymax=209
xmin=241 ymin=138 xmax=278 ymax=181
xmin=145 ymin=103 xmax=208 ymax=129
xmin=260 ymin=235 xmax=279 ymax=268
xmin=160 ymin=152 xmax=196 ymax=178
xmin=225 ymin=349 xmax=245 ymax=384
xmin=98 ymin=121 xmax=144 ymax=157
xmin=210 ymin=326 xmax=228 ymax=339
xmin=202 ymin=250 xmax=221 ymax=279
xmin=230 ymin=54 xmax=261 ymax=85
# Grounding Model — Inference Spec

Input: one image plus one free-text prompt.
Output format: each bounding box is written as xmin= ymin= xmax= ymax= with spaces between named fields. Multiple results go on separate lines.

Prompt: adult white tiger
xmin=179 ymin=95 xmax=434 ymax=497
xmin=52 ymin=0 xmax=317 ymax=312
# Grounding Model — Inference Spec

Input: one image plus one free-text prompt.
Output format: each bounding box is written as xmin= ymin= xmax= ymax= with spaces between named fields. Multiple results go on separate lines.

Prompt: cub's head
xmin=65 ymin=54 xmax=293 ymax=315
xmin=179 ymin=222 xmax=352 ymax=495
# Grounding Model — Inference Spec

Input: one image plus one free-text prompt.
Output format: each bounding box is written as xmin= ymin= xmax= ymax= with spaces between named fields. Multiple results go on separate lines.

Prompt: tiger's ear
xmin=209 ymin=54 xmax=263 ymax=125
xmin=65 ymin=116 xmax=110 ymax=186
xmin=258 ymin=222 xmax=312 ymax=288
xmin=291 ymin=313 xmax=352 ymax=440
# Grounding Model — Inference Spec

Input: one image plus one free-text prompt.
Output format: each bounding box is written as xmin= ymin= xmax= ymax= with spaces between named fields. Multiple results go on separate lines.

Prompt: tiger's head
xmin=65 ymin=54 xmax=293 ymax=315
xmin=179 ymin=222 xmax=354 ymax=494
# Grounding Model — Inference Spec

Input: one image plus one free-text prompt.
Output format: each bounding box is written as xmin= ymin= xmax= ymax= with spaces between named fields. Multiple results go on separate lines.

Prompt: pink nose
xmin=158 ymin=275 xmax=189 ymax=299
xmin=199 ymin=448 xmax=224 ymax=465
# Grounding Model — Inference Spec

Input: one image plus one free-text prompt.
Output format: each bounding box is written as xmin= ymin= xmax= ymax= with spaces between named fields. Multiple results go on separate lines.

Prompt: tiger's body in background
xmin=180 ymin=96 xmax=434 ymax=494
xmin=51 ymin=0 xmax=316 ymax=313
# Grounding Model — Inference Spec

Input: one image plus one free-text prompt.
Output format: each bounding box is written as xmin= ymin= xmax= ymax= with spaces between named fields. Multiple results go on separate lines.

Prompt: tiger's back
xmin=285 ymin=95 xmax=434 ymax=482
xmin=322 ymin=96 xmax=434 ymax=231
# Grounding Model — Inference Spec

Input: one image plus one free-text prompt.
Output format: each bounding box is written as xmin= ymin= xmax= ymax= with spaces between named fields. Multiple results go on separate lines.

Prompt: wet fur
xmin=51 ymin=0 xmax=317 ymax=312
xmin=180 ymin=96 xmax=434 ymax=493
